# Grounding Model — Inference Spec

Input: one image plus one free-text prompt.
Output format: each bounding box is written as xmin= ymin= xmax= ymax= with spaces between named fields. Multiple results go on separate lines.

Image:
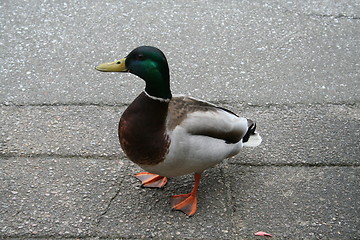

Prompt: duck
xmin=95 ymin=46 xmax=262 ymax=216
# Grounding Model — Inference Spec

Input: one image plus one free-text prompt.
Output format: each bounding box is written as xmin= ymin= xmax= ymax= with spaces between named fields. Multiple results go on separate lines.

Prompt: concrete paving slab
xmin=1 ymin=0 xmax=359 ymax=105
xmin=97 ymin=166 xmax=235 ymax=239
xmin=234 ymin=103 xmax=360 ymax=166
xmin=1 ymin=157 xmax=358 ymax=239
xmin=225 ymin=165 xmax=360 ymax=239
xmin=0 ymin=157 xmax=124 ymax=238
xmin=1 ymin=104 xmax=359 ymax=165
xmin=0 ymin=106 xmax=124 ymax=158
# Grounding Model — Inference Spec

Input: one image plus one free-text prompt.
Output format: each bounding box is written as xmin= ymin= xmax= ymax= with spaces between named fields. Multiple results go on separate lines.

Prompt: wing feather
xmin=167 ymin=96 xmax=248 ymax=143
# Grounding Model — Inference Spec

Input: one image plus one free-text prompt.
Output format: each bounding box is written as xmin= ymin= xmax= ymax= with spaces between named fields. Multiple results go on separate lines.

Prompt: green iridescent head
xmin=96 ymin=46 xmax=171 ymax=100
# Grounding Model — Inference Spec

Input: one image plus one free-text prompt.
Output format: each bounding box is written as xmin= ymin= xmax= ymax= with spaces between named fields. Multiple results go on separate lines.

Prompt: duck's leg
xmin=170 ymin=173 xmax=201 ymax=216
xmin=135 ymin=172 xmax=168 ymax=188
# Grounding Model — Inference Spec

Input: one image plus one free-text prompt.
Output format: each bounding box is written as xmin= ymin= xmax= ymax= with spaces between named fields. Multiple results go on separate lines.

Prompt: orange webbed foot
xmin=171 ymin=192 xmax=198 ymax=216
xmin=134 ymin=172 xmax=168 ymax=188
xmin=170 ymin=173 xmax=201 ymax=216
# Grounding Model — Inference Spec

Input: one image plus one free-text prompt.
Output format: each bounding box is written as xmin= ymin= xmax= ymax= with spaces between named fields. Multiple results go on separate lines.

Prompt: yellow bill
xmin=95 ymin=58 xmax=127 ymax=72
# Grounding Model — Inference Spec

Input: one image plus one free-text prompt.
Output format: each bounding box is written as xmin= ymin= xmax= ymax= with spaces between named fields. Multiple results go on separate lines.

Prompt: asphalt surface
xmin=1 ymin=0 xmax=359 ymax=239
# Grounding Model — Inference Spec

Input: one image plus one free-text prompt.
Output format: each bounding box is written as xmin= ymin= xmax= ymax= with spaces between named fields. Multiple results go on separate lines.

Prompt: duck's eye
xmin=116 ymin=61 xmax=121 ymax=64
xmin=136 ymin=54 xmax=146 ymax=60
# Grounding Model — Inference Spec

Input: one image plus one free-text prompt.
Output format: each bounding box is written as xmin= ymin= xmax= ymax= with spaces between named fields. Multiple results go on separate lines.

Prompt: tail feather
xmin=242 ymin=120 xmax=262 ymax=147
xmin=243 ymin=132 xmax=262 ymax=147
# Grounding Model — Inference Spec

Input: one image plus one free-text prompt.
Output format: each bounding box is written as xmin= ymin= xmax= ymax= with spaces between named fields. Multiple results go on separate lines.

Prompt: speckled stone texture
xmin=1 ymin=0 xmax=359 ymax=239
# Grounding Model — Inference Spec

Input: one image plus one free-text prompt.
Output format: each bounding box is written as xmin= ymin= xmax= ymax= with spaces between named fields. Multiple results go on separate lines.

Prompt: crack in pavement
xmin=310 ymin=13 xmax=360 ymax=20
xmin=95 ymin=164 xmax=130 ymax=226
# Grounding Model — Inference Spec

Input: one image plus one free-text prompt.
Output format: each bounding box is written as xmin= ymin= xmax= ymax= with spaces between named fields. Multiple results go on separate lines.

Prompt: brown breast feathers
xmin=119 ymin=92 xmax=170 ymax=165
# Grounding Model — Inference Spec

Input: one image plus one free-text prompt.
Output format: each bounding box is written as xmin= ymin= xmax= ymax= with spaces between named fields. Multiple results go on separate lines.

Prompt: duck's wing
xmin=167 ymin=95 xmax=249 ymax=144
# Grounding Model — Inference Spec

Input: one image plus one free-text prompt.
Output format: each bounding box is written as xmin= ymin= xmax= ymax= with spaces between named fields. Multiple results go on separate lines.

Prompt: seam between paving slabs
xmin=1 ymin=101 xmax=359 ymax=108
xmin=0 ymin=153 xmax=123 ymax=160
xmin=1 ymin=154 xmax=359 ymax=167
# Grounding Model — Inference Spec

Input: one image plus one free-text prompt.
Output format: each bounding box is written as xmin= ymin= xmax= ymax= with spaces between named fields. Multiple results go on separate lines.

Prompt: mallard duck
xmin=95 ymin=46 xmax=262 ymax=216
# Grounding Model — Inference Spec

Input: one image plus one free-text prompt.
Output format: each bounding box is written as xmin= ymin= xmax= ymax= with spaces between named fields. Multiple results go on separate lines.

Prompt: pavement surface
xmin=1 ymin=0 xmax=359 ymax=239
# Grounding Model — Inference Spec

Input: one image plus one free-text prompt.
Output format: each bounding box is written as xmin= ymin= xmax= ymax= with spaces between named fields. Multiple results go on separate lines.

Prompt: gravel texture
xmin=1 ymin=0 xmax=359 ymax=239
